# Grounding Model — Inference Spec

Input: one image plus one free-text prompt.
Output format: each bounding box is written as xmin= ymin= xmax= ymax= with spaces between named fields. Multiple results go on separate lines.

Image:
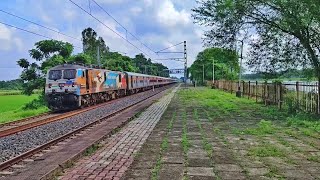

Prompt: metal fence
xmin=213 ymin=80 xmax=320 ymax=114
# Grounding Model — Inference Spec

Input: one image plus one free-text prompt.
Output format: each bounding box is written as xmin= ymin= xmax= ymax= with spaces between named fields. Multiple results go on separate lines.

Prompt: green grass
xmin=248 ymin=144 xmax=286 ymax=157
xmin=84 ymin=144 xmax=102 ymax=156
xmin=0 ymin=94 xmax=48 ymax=124
xmin=244 ymin=120 xmax=276 ymax=136
xmin=181 ymin=110 xmax=189 ymax=154
xmin=179 ymin=87 xmax=320 ymax=138
xmin=307 ymin=155 xmax=320 ymax=163
xmin=0 ymin=89 xmax=42 ymax=96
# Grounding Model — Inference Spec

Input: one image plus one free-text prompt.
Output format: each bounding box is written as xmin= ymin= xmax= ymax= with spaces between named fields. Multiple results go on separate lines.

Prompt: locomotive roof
xmin=49 ymin=64 xmax=87 ymax=70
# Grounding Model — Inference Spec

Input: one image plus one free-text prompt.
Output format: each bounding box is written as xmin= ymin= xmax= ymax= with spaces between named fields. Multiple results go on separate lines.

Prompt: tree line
xmin=189 ymin=47 xmax=239 ymax=84
xmin=17 ymin=27 xmax=169 ymax=95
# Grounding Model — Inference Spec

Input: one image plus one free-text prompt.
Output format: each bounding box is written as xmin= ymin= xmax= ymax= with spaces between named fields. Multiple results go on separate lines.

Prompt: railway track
xmin=0 ymin=95 xmax=130 ymax=138
xmin=0 ymin=85 xmax=175 ymax=172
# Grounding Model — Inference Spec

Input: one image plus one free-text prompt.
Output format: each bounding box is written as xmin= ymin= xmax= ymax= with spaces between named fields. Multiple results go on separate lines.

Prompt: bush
xmin=23 ymin=93 xmax=47 ymax=110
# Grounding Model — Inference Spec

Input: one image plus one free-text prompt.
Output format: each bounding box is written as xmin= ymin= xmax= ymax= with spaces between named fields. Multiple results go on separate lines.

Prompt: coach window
xmin=119 ymin=74 xmax=121 ymax=82
xmin=104 ymin=72 xmax=107 ymax=81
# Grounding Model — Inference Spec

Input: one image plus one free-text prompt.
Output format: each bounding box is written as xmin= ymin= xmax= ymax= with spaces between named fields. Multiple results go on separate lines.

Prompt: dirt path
xmin=124 ymin=87 xmax=320 ymax=180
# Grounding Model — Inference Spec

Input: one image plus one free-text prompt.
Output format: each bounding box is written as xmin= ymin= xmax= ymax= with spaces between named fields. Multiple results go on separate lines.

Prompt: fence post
xmin=316 ymin=80 xmax=320 ymax=114
xmin=264 ymin=81 xmax=267 ymax=105
xmin=248 ymin=81 xmax=251 ymax=99
xmin=296 ymin=81 xmax=299 ymax=108
xmin=278 ymin=82 xmax=282 ymax=109
xmin=274 ymin=82 xmax=277 ymax=105
xmin=256 ymin=81 xmax=258 ymax=102
xmin=242 ymin=81 xmax=245 ymax=96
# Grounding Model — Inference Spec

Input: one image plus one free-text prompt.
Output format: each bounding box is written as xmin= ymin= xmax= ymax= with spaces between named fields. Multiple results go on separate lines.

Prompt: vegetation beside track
xmin=179 ymin=87 xmax=320 ymax=135
xmin=0 ymin=94 xmax=48 ymax=124
xmin=177 ymin=87 xmax=320 ymax=178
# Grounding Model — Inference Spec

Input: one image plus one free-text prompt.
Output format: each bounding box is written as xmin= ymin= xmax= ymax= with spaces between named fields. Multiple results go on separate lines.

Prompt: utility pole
xmin=97 ymin=45 xmax=101 ymax=67
xmin=144 ymin=65 xmax=147 ymax=74
xmin=184 ymin=41 xmax=187 ymax=87
xmin=236 ymin=40 xmax=244 ymax=97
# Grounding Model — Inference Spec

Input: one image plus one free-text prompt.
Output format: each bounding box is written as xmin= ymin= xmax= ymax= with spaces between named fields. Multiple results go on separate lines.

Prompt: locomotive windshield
xmin=48 ymin=70 xmax=62 ymax=80
xmin=63 ymin=69 xmax=76 ymax=79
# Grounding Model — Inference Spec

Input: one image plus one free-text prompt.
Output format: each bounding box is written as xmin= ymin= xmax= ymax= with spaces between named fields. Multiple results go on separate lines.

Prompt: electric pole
xmin=236 ymin=40 xmax=244 ymax=97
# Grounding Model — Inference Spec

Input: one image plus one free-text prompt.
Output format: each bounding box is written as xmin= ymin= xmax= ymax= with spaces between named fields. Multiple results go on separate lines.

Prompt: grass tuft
xmin=244 ymin=120 xmax=276 ymax=136
xmin=248 ymin=144 xmax=286 ymax=157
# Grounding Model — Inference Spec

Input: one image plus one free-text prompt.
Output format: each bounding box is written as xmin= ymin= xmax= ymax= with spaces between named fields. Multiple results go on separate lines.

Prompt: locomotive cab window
xmin=48 ymin=70 xmax=62 ymax=80
xmin=63 ymin=69 xmax=76 ymax=79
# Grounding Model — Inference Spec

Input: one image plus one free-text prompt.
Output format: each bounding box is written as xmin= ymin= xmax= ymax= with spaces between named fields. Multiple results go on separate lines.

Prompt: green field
xmin=0 ymin=94 xmax=48 ymax=124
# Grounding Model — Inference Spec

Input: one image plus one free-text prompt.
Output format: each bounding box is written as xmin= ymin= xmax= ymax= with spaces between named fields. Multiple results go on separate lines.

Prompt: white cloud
xmin=130 ymin=7 xmax=142 ymax=16
xmin=95 ymin=0 xmax=125 ymax=4
xmin=156 ymin=0 xmax=190 ymax=27
xmin=0 ymin=24 xmax=23 ymax=51
xmin=143 ymin=0 xmax=153 ymax=7
xmin=0 ymin=24 xmax=12 ymax=40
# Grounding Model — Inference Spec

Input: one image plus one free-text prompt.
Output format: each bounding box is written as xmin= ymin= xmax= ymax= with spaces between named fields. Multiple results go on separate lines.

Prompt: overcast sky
xmin=0 ymin=0 xmax=209 ymax=80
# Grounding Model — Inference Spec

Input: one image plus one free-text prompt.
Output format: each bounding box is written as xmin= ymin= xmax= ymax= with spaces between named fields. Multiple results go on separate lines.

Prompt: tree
xmin=192 ymin=0 xmax=320 ymax=82
xmin=17 ymin=40 xmax=74 ymax=95
xmin=82 ymin=27 xmax=109 ymax=64
xmin=103 ymin=52 xmax=136 ymax=72
xmin=189 ymin=48 xmax=239 ymax=83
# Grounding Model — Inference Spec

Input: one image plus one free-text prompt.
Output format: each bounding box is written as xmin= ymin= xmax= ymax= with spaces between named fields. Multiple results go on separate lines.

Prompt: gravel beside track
xmin=0 ymin=113 xmax=58 ymax=132
xmin=0 ymin=86 xmax=172 ymax=163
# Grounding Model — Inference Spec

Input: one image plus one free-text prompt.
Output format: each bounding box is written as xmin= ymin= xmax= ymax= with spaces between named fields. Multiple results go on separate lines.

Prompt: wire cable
xmin=0 ymin=9 xmax=82 ymax=41
xmin=0 ymin=21 xmax=83 ymax=49
xmin=91 ymin=0 xmax=156 ymax=54
xmin=156 ymin=41 xmax=184 ymax=53
xmin=69 ymin=0 xmax=152 ymax=59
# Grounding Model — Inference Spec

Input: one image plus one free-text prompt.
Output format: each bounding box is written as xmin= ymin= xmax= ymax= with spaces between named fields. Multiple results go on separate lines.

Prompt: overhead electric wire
xmin=69 ymin=0 xmax=152 ymax=59
xmin=90 ymin=0 xmax=156 ymax=54
xmin=0 ymin=21 xmax=83 ymax=49
xmin=0 ymin=9 xmax=81 ymax=41
xmin=0 ymin=8 xmax=130 ymax=55
xmin=156 ymin=41 xmax=184 ymax=53
xmin=154 ymin=58 xmax=185 ymax=62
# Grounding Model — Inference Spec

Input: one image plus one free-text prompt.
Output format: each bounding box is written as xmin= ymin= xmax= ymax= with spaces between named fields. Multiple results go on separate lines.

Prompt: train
xmin=45 ymin=64 xmax=176 ymax=111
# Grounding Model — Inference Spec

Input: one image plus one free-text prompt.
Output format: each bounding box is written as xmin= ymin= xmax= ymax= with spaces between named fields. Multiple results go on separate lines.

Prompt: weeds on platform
xmin=243 ymin=120 xmax=276 ymax=136
xmin=84 ymin=144 xmax=102 ymax=156
xmin=151 ymin=109 xmax=176 ymax=180
xmin=193 ymin=109 xmax=213 ymax=158
xmin=248 ymin=143 xmax=286 ymax=157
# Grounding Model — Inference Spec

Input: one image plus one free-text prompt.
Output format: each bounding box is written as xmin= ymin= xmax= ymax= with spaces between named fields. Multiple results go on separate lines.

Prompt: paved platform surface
xmin=123 ymin=87 xmax=320 ymax=180
xmin=60 ymin=86 xmax=179 ymax=180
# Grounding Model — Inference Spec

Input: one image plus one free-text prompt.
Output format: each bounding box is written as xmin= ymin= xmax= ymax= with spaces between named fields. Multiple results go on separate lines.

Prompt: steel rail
xmin=0 ymin=90 xmax=151 ymax=138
